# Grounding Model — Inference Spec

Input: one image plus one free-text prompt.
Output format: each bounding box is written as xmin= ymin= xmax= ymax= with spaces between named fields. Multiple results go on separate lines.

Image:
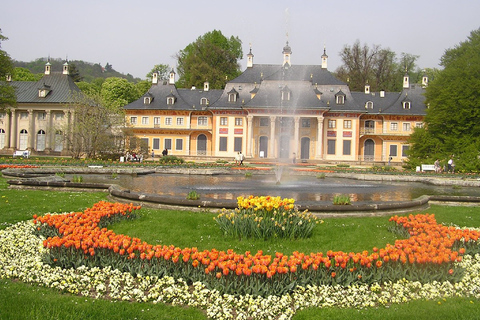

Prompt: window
xmin=389 ymin=145 xmax=398 ymax=157
xmin=153 ymin=138 xmax=160 ymax=150
xmin=228 ymin=92 xmax=237 ymax=102
xmin=343 ymin=140 xmax=351 ymax=155
xmin=220 ymin=117 xmax=228 ymax=126
xmin=141 ymin=116 xmax=149 ymax=125
xmin=20 ymin=112 xmax=28 ymax=120
xmin=54 ymin=113 xmax=64 ymax=121
xmin=198 ymin=116 xmax=208 ymax=126
xmin=328 ymin=120 xmax=336 ymax=129
xmin=0 ymin=113 xmax=5 ymax=120
xmin=177 ymin=117 xmax=184 ymax=126
xmin=176 ymin=139 xmax=183 ymax=151
xmin=154 ymin=117 xmax=161 ymax=127
xmin=402 ymin=145 xmax=410 ymax=157
xmin=327 ymin=140 xmax=336 ymax=155
xmin=301 ymin=118 xmax=310 ymax=128
xmin=280 ymin=118 xmax=292 ymax=127
xmin=234 ymin=137 xmax=242 ymax=152
xmin=416 ymin=122 xmax=424 ymax=128
xmin=365 ymin=101 xmax=373 ymax=109
xmin=235 ymin=118 xmax=243 ymax=126
xmin=38 ymin=112 xmax=46 ymax=121
xmin=200 ymin=97 xmax=209 ymax=106
xmin=219 ymin=137 xmax=227 ymax=151
xmin=130 ymin=116 xmax=137 ymax=125
xmin=164 ymin=139 xmax=172 ymax=150
xmin=343 ymin=120 xmax=352 ymax=129
xmin=403 ymin=123 xmax=411 ymax=132
xmin=390 ymin=122 xmax=398 ymax=131
xmin=167 ymin=97 xmax=175 ymax=105
xmin=281 ymin=87 xmax=291 ymax=101
xmin=165 ymin=117 xmax=172 ymax=125
xmin=144 ymin=97 xmax=151 ymax=105
xmin=259 ymin=118 xmax=269 ymax=127
xmin=403 ymin=101 xmax=411 ymax=109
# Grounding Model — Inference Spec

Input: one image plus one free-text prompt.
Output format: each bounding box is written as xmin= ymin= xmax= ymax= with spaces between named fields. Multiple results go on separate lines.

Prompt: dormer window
xmin=144 ymin=94 xmax=154 ymax=105
xmin=281 ymin=86 xmax=291 ymax=101
xmin=38 ymin=83 xmax=51 ymax=98
xmin=228 ymin=88 xmax=238 ymax=103
xmin=403 ymin=101 xmax=411 ymax=109
xmin=335 ymin=90 xmax=346 ymax=105
xmin=365 ymin=101 xmax=374 ymax=109
xmin=200 ymin=97 xmax=209 ymax=106
xmin=166 ymin=93 xmax=176 ymax=105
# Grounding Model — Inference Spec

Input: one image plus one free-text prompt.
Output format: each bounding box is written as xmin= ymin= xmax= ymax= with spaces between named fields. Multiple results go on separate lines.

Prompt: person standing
xmin=448 ymin=156 xmax=455 ymax=173
xmin=239 ymin=152 xmax=245 ymax=165
xmin=434 ymin=159 xmax=441 ymax=173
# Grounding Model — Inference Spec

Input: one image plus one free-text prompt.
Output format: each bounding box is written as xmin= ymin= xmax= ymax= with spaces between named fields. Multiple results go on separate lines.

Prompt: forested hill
xmin=14 ymin=57 xmax=142 ymax=83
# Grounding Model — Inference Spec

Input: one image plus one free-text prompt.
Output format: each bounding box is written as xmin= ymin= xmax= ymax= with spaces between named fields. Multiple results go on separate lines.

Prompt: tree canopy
xmin=176 ymin=30 xmax=243 ymax=89
xmin=406 ymin=28 xmax=480 ymax=172
xmin=335 ymin=40 xmax=421 ymax=92
xmin=0 ymin=29 xmax=16 ymax=111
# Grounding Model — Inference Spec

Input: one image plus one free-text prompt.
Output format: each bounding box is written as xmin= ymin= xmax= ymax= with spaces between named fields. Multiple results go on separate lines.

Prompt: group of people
xmin=235 ymin=152 xmax=245 ymax=165
xmin=434 ymin=155 xmax=456 ymax=173
xmin=125 ymin=152 xmax=143 ymax=162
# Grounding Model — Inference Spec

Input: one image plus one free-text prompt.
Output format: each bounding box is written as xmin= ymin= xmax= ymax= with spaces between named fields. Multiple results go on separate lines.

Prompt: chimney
xmin=204 ymin=81 xmax=209 ymax=91
xmin=380 ymin=90 xmax=385 ymax=98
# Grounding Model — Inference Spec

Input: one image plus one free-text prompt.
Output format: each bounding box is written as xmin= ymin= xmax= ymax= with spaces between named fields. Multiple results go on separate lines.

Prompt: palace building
xmin=0 ymin=62 xmax=79 ymax=155
xmin=124 ymin=43 xmax=427 ymax=163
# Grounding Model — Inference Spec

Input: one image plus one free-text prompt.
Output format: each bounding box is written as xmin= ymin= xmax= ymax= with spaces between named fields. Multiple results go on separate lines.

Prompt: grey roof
xmin=8 ymin=73 xmax=81 ymax=104
xmin=124 ymin=82 xmax=223 ymax=110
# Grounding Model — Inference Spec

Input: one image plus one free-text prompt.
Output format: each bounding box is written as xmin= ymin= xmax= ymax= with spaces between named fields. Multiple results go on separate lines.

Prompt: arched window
xmin=36 ymin=130 xmax=46 ymax=151
xmin=54 ymin=130 xmax=63 ymax=152
xmin=19 ymin=129 xmax=28 ymax=150
xmin=0 ymin=128 xmax=5 ymax=149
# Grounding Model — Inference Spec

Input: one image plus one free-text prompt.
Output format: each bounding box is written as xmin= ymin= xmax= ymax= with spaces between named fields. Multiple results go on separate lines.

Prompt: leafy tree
xmin=100 ymin=77 xmax=140 ymax=112
xmin=335 ymin=40 xmax=420 ymax=92
xmin=61 ymin=92 xmax=128 ymax=159
xmin=0 ymin=29 xmax=16 ymax=111
xmin=176 ymin=30 xmax=243 ymax=89
xmin=407 ymin=28 xmax=480 ymax=172
xmin=68 ymin=63 xmax=83 ymax=82
xmin=12 ymin=67 xmax=42 ymax=81
xmin=145 ymin=64 xmax=170 ymax=81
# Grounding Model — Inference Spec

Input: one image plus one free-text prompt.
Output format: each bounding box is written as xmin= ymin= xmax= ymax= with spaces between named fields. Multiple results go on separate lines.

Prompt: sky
xmin=1 ymin=0 xmax=479 ymax=79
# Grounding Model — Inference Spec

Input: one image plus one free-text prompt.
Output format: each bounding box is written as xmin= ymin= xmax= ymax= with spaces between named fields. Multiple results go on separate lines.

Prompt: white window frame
xmin=176 ymin=117 xmax=184 ymax=126
xmin=235 ymin=118 xmax=243 ymax=126
xmin=141 ymin=116 xmax=149 ymax=125
xmin=390 ymin=122 xmax=398 ymax=131
xmin=130 ymin=116 xmax=137 ymax=125
xmin=328 ymin=119 xmax=336 ymax=129
xmin=343 ymin=120 xmax=352 ymax=129
xmin=165 ymin=117 xmax=173 ymax=125
xmin=198 ymin=116 xmax=208 ymax=126
xmin=220 ymin=117 xmax=228 ymax=126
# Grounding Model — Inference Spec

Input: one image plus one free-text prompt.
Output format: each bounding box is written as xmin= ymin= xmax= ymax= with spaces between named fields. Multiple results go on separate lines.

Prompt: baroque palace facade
xmin=0 ymin=62 xmax=78 ymax=155
xmin=124 ymin=43 xmax=428 ymax=163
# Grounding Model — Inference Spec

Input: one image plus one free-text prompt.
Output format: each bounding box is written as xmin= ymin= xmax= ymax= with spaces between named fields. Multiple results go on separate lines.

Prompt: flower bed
xmin=0 ymin=202 xmax=479 ymax=319
xmin=32 ymin=201 xmax=480 ymax=297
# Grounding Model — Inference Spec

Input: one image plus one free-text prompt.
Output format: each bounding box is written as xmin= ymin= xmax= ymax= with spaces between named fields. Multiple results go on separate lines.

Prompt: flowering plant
xmin=215 ymin=195 xmax=320 ymax=240
xmin=31 ymin=200 xmax=480 ymax=298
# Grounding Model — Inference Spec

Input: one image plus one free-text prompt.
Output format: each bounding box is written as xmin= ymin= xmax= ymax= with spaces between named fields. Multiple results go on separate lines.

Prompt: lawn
xmin=1 ymin=173 xmax=480 ymax=319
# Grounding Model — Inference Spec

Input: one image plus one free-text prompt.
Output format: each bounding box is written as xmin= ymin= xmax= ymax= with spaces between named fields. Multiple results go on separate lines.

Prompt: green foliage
xmin=176 ymin=30 xmax=243 ymax=89
xmin=145 ymin=64 xmax=170 ymax=81
xmin=186 ymin=190 xmax=200 ymax=200
xmin=71 ymin=175 xmax=83 ymax=183
xmin=408 ymin=28 xmax=480 ymax=171
xmin=316 ymin=173 xmax=326 ymax=179
xmin=214 ymin=207 xmax=320 ymax=240
xmin=12 ymin=67 xmax=43 ymax=81
xmin=157 ymin=155 xmax=185 ymax=164
xmin=0 ymin=29 xmax=16 ymax=111
xmin=333 ymin=195 xmax=351 ymax=205
xmin=100 ymin=77 xmax=140 ymax=111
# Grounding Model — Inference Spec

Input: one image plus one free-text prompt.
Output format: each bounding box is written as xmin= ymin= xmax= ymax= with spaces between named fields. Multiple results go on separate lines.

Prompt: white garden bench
xmin=13 ymin=150 xmax=30 ymax=158
xmin=421 ymin=164 xmax=435 ymax=172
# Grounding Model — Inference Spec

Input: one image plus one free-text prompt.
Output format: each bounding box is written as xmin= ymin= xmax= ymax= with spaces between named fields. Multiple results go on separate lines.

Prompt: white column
xmin=28 ymin=109 xmax=34 ymax=150
xmin=45 ymin=110 xmax=52 ymax=151
xmin=247 ymin=115 xmax=253 ymax=157
xmin=293 ymin=116 xmax=300 ymax=159
xmin=316 ymin=116 xmax=324 ymax=159
xmin=9 ymin=110 xmax=16 ymax=149
xmin=269 ymin=116 xmax=276 ymax=159
xmin=4 ymin=110 xmax=11 ymax=148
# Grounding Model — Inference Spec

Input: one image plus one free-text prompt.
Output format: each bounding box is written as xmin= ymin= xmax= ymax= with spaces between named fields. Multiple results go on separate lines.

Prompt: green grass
xmin=1 ymin=173 xmax=480 ymax=319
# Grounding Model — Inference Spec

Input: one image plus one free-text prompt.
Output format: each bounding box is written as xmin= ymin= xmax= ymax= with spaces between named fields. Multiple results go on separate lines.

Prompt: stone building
xmin=0 ymin=62 xmax=79 ymax=155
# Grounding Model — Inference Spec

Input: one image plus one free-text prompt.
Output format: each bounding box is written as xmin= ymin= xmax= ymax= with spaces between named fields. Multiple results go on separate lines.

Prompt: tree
xmin=61 ymin=92 xmax=128 ymax=159
xmin=145 ymin=64 xmax=170 ymax=81
xmin=335 ymin=40 xmax=420 ymax=92
xmin=68 ymin=63 xmax=83 ymax=82
xmin=100 ymin=77 xmax=140 ymax=112
xmin=407 ymin=28 xmax=480 ymax=172
xmin=176 ymin=30 xmax=243 ymax=89
xmin=0 ymin=29 xmax=16 ymax=111
xmin=12 ymin=67 xmax=43 ymax=81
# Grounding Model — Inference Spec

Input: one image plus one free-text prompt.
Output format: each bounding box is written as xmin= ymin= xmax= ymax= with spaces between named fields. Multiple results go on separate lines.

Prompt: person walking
xmin=239 ymin=152 xmax=245 ymax=165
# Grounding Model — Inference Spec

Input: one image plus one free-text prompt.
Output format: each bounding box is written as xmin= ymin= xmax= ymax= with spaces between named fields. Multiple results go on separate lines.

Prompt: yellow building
xmin=124 ymin=44 xmax=427 ymax=164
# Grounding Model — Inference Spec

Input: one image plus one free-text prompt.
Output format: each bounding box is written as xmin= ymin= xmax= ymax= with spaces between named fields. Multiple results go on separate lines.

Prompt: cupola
xmin=364 ymin=81 xmax=370 ymax=94
xmin=62 ymin=61 xmax=69 ymax=75
xmin=403 ymin=70 xmax=410 ymax=89
xmin=247 ymin=45 xmax=254 ymax=68
xmin=282 ymin=41 xmax=292 ymax=67
xmin=321 ymin=46 xmax=328 ymax=69
xmin=422 ymin=70 xmax=428 ymax=88
xmin=45 ymin=61 xmax=51 ymax=75
xmin=152 ymin=72 xmax=158 ymax=84
xmin=169 ymin=68 xmax=176 ymax=85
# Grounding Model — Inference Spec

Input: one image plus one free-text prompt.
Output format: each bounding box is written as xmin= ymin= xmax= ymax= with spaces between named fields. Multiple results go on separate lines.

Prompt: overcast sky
xmin=1 ymin=0 xmax=479 ymax=79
